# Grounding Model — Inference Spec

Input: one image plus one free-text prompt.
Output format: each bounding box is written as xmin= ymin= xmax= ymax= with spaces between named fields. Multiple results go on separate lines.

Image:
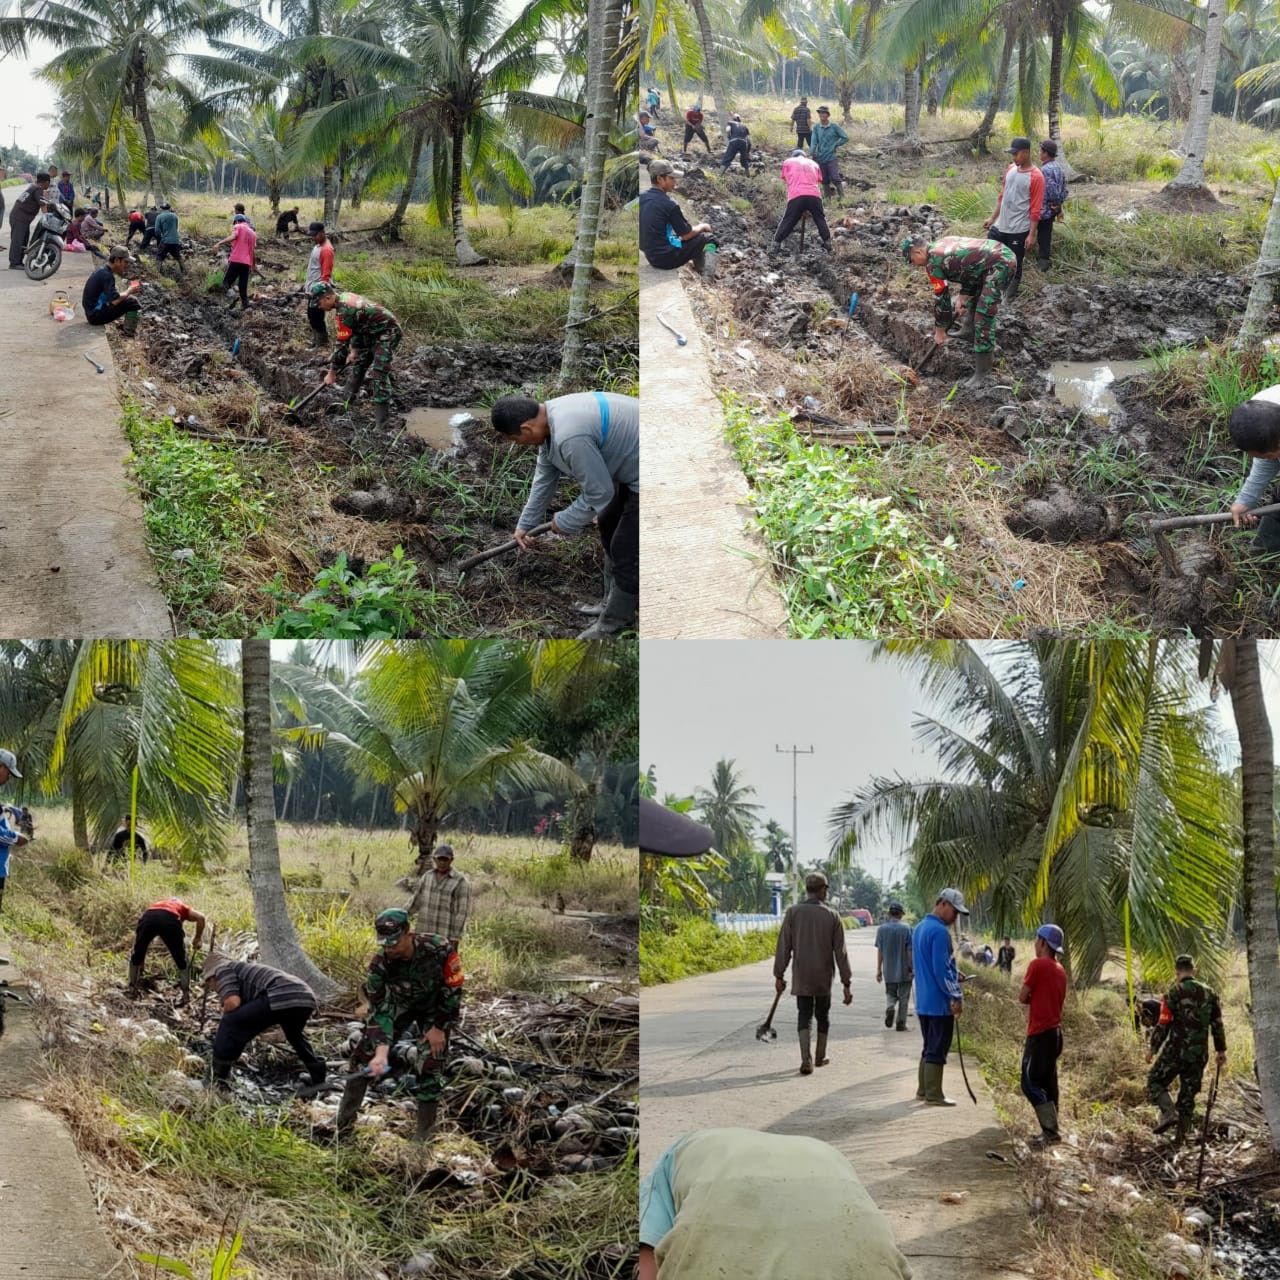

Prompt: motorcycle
xmin=24 ymin=199 xmax=71 ymax=281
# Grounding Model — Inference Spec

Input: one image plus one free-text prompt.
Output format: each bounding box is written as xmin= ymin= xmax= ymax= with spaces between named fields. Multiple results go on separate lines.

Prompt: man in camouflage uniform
xmin=1146 ymin=954 xmax=1227 ymax=1143
xmin=311 ymin=281 xmax=403 ymax=430
xmin=902 ymin=235 xmax=1017 ymax=390
xmin=335 ymin=908 xmax=464 ymax=1143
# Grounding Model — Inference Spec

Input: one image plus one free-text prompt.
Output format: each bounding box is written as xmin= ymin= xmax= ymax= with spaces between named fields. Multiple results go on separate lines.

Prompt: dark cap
xmin=61 ymin=169 xmax=71 ymax=176
xmin=1006 ymin=136 xmax=1032 ymax=153
xmin=648 ymin=159 xmax=675 ymax=178
xmin=432 ymin=844 xmax=454 ymax=861
xmin=817 ymin=105 xmax=831 ymax=114
xmin=888 ymin=901 xmax=904 ymax=915
xmin=308 ymin=220 xmax=325 ymax=234
xmin=639 ymin=797 xmax=713 ymax=856
xmin=1039 ymin=138 xmax=1058 ymax=158
xmin=1175 ymin=953 xmax=1195 ymax=969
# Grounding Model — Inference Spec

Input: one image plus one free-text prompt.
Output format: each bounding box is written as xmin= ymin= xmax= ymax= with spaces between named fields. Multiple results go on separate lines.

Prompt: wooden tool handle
xmin=1148 ymin=501 xmax=1280 ymax=532
xmin=456 ymin=521 xmax=555 ymax=573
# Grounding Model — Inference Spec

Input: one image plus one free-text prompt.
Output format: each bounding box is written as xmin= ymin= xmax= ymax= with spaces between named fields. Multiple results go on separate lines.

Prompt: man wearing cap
xmin=791 ymin=97 xmax=813 ymax=151
xmin=335 ymin=908 xmax=464 ymax=1142
xmin=139 ymin=205 xmax=160 ymax=255
xmin=153 ymin=202 xmax=184 ymax=277
xmin=0 ymin=750 xmax=31 ymax=914
xmin=639 ymin=161 xmax=718 ymax=277
xmin=982 ymin=137 xmax=1043 ymax=303
xmin=83 ymin=247 xmax=143 ymax=335
xmin=912 ymin=888 xmax=967 ymax=1105
xmin=304 ymin=220 xmax=335 ymax=347
xmin=681 ymin=101 xmax=711 ymax=158
xmin=275 ymin=206 xmax=300 ymax=237
xmin=771 ymin=149 xmax=831 ymax=256
xmin=1019 ymin=924 xmax=1067 ymax=1145
xmin=774 ymin=872 xmax=852 ymax=1075
xmin=407 ymin=844 xmax=471 ymax=947
xmin=902 ymin=235 xmax=1017 ymax=388
xmin=809 ymin=107 xmax=848 ymax=202
xmin=128 ymin=896 xmax=206 ymax=999
xmin=1146 ymin=954 xmax=1227 ymax=1143
xmin=720 ymin=114 xmax=751 ymax=173
xmin=313 ymin=283 xmax=403 ymax=429
xmin=8 ymin=172 xmax=50 ymax=269
xmin=1036 ymin=139 xmax=1068 ymax=271
xmin=875 ymin=901 xmax=913 ymax=1031
xmin=637 ymin=110 xmax=660 ymax=158
xmin=202 ymin=953 xmax=326 ymax=1091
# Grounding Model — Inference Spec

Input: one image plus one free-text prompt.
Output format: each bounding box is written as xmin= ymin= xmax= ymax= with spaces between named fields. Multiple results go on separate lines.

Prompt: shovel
xmin=284 ymin=381 xmax=330 ymax=421
xmin=756 ymin=987 xmax=784 ymax=1041
xmin=1148 ymin=502 xmax=1280 ymax=575
xmin=455 ymin=521 xmax=555 ymax=578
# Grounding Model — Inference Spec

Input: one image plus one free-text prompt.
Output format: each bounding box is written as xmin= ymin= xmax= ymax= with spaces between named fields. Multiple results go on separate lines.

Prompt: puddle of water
xmin=403 ymin=407 xmax=483 ymax=450
xmin=1049 ymin=359 xmax=1154 ymax=420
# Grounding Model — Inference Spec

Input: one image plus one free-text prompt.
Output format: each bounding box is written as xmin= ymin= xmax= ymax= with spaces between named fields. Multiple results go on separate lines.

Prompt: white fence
xmin=712 ymin=912 xmax=780 ymax=934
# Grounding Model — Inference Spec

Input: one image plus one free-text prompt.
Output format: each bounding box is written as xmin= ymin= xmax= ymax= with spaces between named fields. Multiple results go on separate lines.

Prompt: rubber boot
xmin=700 ymin=245 xmax=718 ymax=280
xmin=577 ymin=586 xmax=637 ymax=639
xmin=176 ymin=964 xmax=191 ymax=1005
xmin=1037 ymin=258 xmax=1050 ymax=273
xmin=121 ymin=310 xmax=139 ymax=337
xmin=922 ymin=1062 xmax=957 ymax=1106
xmin=768 ymin=240 xmax=781 ymax=257
xmin=815 ymin=1032 xmax=829 ymax=1067
xmin=209 ymin=1057 xmax=235 ymax=1095
xmin=373 ymin=402 xmax=390 ymax=430
xmin=956 ymin=309 xmax=976 ymax=342
xmin=1030 ymin=1102 xmax=1061 ymax=1146
xmin=295 ymin=1059 xmax=328 ymax=1098
xmin=1152 ymin=1089 xmax=1178 ymax=1134
xmin=335 ymin=1075 xmax=369 ymax=1136
xmin=884 ymin=1005 xmax=895 ymax=1029
xmin=347 ymin=369 xmax=366 ymax=404
xmin=916 ymin=1060 xmax=926 ymax=1100
xmin=1004 ymin=276 xmax=1021 ymax=304
xmin=127 ymin=962 xmax=143 ymax=994
xmin=409 ymin=1099 xmax=439 ymax=1144
xmin=798 ymin=1028 xmax=813 ymax=1075
xmin=820 ymin=238 xmax=833 ymax=254
xmin=577 ymin=557 xmax=614 ymax=617
xmin=963 ymin=349 xmax=995 ymax=390
xmin=1173 ymin=1115 xmax=1192 ymax=1147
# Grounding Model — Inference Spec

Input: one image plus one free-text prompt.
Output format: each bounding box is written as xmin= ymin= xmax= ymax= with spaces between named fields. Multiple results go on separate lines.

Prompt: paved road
xmin=641 ymin=929 xmax=1035 ymax=1280
xmin=0 ymin=252 xmax=170 ymax=636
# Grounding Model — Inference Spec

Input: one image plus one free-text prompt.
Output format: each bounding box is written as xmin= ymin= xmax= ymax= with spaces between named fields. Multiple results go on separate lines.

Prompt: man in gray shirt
xmin=491 ymin=392 xmax=639 ymax=636
xmin=874 ymin=901 xmax=914 ymax=1031
xmin=1229 ymin=384 xmax=1280 ymax=550
xmin=983 ymin=136 xmax=1043 ymax=303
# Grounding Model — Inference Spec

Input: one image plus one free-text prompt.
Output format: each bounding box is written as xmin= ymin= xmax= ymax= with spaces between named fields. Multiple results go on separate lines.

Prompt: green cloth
xmin=809 ymin=121 xmax=848 ymax=163
xmin=155 ymin=210 xmax=179 ymax=244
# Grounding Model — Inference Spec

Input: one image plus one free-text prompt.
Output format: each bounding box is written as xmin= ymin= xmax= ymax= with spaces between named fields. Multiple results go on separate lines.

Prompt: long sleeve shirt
xmin=809 ymin=122 xmax=848 ymax=163
xmin=408 ymin=868 xmax=471 ymax=939
xmin=923 ymin=235 xmax=1017 ymax=329
xmin=1234 ymin=385 xmax=1280 ymax=508
xmin=773 ymin=896 xmax=851 ymax=996
xmin=215 ymin=959 xmax=316 ymax=1011
xmin=330 ymin=293 xmax=401 ymax=370
xmin=363 ymin=935 xmax=464 ymax=1045
xmin=1040 ymin=159 xmax=1068 ymax=218
xmin=912 ymin=912 xmax=963 ymax=1016
xmin=517 ymin=392 xmax=639 ymax=533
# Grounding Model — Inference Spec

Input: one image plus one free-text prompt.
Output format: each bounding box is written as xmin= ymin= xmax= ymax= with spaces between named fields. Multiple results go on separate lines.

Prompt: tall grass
xmin=640 ymin=915 xmax=779 ymax=985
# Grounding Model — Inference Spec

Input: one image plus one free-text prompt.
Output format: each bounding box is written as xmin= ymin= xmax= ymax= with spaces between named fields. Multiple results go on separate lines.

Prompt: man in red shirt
xmin=129 ymin=898 xmax=206 ymax=1001
xmin=681 ymin=102 xmax=711 ymax=159
xmin=1019 ymin=923 xmax=1067 ymax=1146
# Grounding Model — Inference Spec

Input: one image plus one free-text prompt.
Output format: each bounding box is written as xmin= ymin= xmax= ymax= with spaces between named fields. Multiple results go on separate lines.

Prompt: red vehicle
xmin=848 ymin=908 xmax=874 ymax=928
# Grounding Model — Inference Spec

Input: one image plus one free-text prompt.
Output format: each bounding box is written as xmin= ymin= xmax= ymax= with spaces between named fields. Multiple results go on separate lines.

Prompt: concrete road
xmin=642 ymin=929 xmax=1036 ymax=1280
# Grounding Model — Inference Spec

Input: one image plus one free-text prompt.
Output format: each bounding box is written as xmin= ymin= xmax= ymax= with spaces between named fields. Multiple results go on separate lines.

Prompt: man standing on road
xmin=639 ymin=160 xmax=718 ymax=277
xmin=773 ymin=871 xmax=852 ymax=1075
xmin=311 ymin=281 xmax=403 ymax=429
xmin=491 ymin=391 xmax=640 ymax=636
xmin=875 ymin=900 xmax=913 ymax=1031
xmin=681 ymin=101 xmax=711 ymax=158
xmin=128 ymin=897 xmax=206 ymax=999
xmin=1146 ymin=954 xmax=1227 ymax=1144
xmin=0 ymin=750 xmax=30 ymax=914
xmin=983 ymin=136 xmax=1042 ymax=303
xmin=1019 ymin=924 xmax=1067 ymax=1146
xmin=791 ymin=97 xmax=813 ymax=150
xmin=304 ymin=221 xmax=335 ymax=347
xmin=903 ymin=234 xmax=1017 ymax=389
xmin=407 ymin=844 xmax=470 ymax=948
xmin=1227 ymin=385 xmax=1280 ymax=550
xmin=809 ymin=107 xmax=848 ymax=202
xmin=55 ymin=170 xmax=75 ymax=210
xmin=913 ymin=887 xmax=967 ymax=1105
xmin=8 ymin=172 xmax=50 ymax=269
xmin=153 ymin=202 xmax=184 ymax=277
xmin=770 ymin=150 xmax=832 ymax=256
xmin=83 ymin=247 xmax=143 ymax=335
xmin=1035 ymin=139 xmax=1068 ymax=271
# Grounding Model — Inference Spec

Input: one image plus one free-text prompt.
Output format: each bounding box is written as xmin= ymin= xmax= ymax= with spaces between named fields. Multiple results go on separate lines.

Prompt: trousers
xmin=130 ymin=908 xmax=187 ymax=970
xmin=599 ymin=483 xmax=638 ymax=594
xmin=796 ymin=993 xmax=832 ymax=1033
xmin=884 ymin=979 xmax=912 ymax=1027
xmin=775 ymin=196 xmax=829 ymax=245
xmin=1020 ymin=1027 xmax=1063 ymax=1107
xmin=918 ymin=1012 xmax=955 ymax=1065
xmin=213 ymin=997 xmax=324 ymax=1074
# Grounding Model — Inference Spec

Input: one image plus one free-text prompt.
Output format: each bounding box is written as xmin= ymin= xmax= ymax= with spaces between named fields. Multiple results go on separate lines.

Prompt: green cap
xmin=901 ymin=238 xmax=917 ymax=263
xmin=375 ymin=907 xmax=410 ymax=947
xmin=308 ymin=281 xmax=335 ymax=298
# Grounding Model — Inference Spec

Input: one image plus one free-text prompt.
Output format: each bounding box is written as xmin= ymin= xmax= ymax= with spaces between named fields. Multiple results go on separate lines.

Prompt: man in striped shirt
xmin=407 ymin=845 xmax=470 ymax=946
xmin=202 ymin=954 xmax=326 ymax=1091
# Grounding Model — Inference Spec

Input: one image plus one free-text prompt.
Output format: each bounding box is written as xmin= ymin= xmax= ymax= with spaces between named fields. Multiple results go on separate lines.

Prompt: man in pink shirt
xmin=769 ymin=150 xmax=831 ymax=256
xmin=213 ymin=213 xmax=257 ymax=310
xmin=983 ymin=136 xmax=1043 ymax=303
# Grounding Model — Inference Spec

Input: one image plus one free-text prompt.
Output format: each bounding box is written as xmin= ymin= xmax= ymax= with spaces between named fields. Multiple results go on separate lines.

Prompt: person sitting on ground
xmin=639 ymin=160 xmax=717 ymax=277
xmin=681 ymin=101 xmax=711 ymax=158
xmin=1229 ymin=385 xmax=1280 ymax=550
xmin=791 ymin=97 xmax=813 ymax=150
xmin=213 ymin=213 xmax=257 ymax=310
xmin=1036 ymin=139 xmax=1068 ymax=271
xmin=771 ymin=149 xmax=831 ymax=256
xmin=902 ymin=234 xmax=1017 ymax=389
xmin=640 ymin=1128 xmax=913 ymax=1280
xmin=153 ymin=202 xmax=184 ymax=276
xmin=720 ymin=114 xmax=751 ymax=173
xmin=809 ymin=106 xmax=848 ymax=201
xmin=202 ymin=953 xmax=326 ymax=1092
xmin=125 ymin=208 xmax=145 ymax=245
xmin=311 ymin=281 xmax=403 ymax=429
xmin=637 ymin=110 xmax=660 ymax=158
xmin=128 ymin=897 xmax=205 ymax=999
xmin=80 ymin=206 xmax=105 ymax=243
xmin=304 ymin=221 xmax=334 ymax=347
xmin=491 ymin=391 xmax=640 ymax=636
xmin=82 ymin=246 xmax=142 ymax=335
xmin=275 ymin=206 xmax=300 ymax=237
xmin=67 ymin=209 xmax=107 ymax=260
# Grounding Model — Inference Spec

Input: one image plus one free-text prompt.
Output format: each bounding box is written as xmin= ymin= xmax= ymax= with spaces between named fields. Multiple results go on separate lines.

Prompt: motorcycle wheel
xmin=25 ymin=242 xmax=61 ymax=281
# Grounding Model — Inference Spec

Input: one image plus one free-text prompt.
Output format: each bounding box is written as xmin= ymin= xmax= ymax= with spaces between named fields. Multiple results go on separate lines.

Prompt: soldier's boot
xmin=347 ymin=369 xmax=366 ymax=404
xmin=127 ymin=962 xmax=143 ymax=994
xmin=798 ymin=1028 xmax=813 ymax=1075
xmin=963 ymin=350 xmax=995 ymax=390
xmin=1004 ymin=276 xmax=1021 ymax=304
xmin=409 ymin=1099 xmax=439 ymax=1144
xmin=921 ymin=1062 xmax=957 ymax=1106
xmin=916 ymin=1060 xmax=927 ymax=1100
xmin=956 ymin=309 xmax=976 ymax=342
xmin=1173 ymin=1114 xmax=1193 ymax=1147
xmin=884 ymin=1003 xmax=895 ymax=1029
xmin=768 ymin=240 xmax=781 ymax=257
xmin=335 ymin=1075 xmax=370 ymax=1136
xmin=1152 ymin=1089 xmax=1179 ymax=1134
xmin=120 ymin=310 xmax=139 ymax=337
xmin=209 ymin=1058 xmax=235 ymax=1095
xmin=1030 ymin=1102 xmax=1061 ymax=1146
xmin=815 ymin=1032 xmax=830 ymax=1068
xmin=373 ymin=402 xmax=390 ymax=430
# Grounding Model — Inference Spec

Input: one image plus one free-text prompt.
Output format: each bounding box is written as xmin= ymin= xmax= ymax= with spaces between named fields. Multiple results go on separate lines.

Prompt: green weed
xmin=640 ymin=914 xmax=779 ymax=985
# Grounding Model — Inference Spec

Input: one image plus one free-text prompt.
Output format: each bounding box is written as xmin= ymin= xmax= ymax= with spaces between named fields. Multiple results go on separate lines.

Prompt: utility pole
xmin=775 ymin=744 xmax=814 ymax=904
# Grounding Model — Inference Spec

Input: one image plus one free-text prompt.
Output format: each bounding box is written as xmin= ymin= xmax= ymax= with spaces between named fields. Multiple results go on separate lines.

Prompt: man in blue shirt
xmin=874 ymin=901 xmax=913 ymax=1031
xmin=639 ymin=160 xmax=717 ymax=277
xmin=83 ymin=247 xmax=143 ymax=335
xmin=912 ymin=887 xmax=968 ymax=1105
xmin=0 ymin=748 xmax=31 ymax=915
xmin=1036 ymin=139 xmax=1069 ymax=271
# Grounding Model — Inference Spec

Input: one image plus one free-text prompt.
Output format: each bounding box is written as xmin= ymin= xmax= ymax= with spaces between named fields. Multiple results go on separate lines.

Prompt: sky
xmin=641 ymin=640 xmax=1280 ymax=886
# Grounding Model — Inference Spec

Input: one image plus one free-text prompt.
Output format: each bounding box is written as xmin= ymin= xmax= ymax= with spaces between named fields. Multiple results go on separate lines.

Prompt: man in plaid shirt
xmin=408 ymin=844 xmax=470 ymax=947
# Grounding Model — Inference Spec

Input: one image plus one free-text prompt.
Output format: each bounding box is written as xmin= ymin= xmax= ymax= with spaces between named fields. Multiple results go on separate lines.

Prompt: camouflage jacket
xmin=330 ymin=292 xmax=402 ymax=368
xmin=1150 ymin=976 xmax=1226 ymax=1058
xmin=363 ymin=933 xmax=463 ymax=1047
xmin=925 ymin=236 xmax=1016 ymax=328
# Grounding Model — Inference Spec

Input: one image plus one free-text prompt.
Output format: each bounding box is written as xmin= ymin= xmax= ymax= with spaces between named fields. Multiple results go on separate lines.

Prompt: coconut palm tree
xmin=695 ymin=758 xmax=762 ymax=859
xmin=226 ymin=103 xmax=299 ymax=217
xmin=828 ymin=641 xmax=1239 ymax=988
xmin=1237 ymin=168 xmax=1280 ymax=346
xmin=1165 ymin=0 xmax=1229 ymax=195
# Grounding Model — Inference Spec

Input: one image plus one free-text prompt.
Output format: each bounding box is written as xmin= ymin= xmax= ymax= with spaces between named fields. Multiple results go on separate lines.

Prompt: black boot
xmin=335 ymin=1075 xmax=369 ymax=1136
xmin=1004 ymin=276 xmax=1021 ymax=304
xmin=798 ymin=1028 xmax=813 ymax=1075
xmin=577 ymin=586 xmax=637 ymax=638
xmin=963 ymin=350 xmax=995 ymax=390
xmin=209 ymin=1057 xmax=235 ymax=1095
xmin=127 ymin=962 xmax=143 ymax=994
xmin=374 ymin=402 xmax=390 ymax=430
xmin=409 ymin=1099 xmax=439 ymax=1144
xmin=1152 ymin=1089 xmax=1178 ymax=1134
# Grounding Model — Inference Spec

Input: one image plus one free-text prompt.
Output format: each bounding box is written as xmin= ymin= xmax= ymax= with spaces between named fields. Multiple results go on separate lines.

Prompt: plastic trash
xmin=170 ymin=548 xmax=196 ymax=561
xmin=52 ymin=307 xmax=71 ymax=323
xmin=231 ymin=338 xmax=241 ymax=357
xmin=772 ymin=385 xmax=787 ymax=400
xmin=166 ymin=406 xmax=177 ymax=419
xmin=802 ymin=395 xmax=821 ymax=410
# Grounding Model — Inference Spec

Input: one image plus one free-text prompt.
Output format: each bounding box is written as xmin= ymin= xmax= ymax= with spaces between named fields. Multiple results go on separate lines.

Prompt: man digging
xmin=1228 ymin=383 xmax=1280 ymax=549
xmin=770 ymin=149 xmax=832 ymax=257
xmin=310 ymin=281 xmax=403 ymax=429
xmin=128 ymin=896 xmax=206 ymax=1001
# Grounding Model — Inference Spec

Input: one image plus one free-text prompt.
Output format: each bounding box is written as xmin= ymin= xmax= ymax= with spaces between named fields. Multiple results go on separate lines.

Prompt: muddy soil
xmin=113 ymin=240 xmax=636 ymax=635
xmin=675 ymin=155 xmax=1259 ymax=633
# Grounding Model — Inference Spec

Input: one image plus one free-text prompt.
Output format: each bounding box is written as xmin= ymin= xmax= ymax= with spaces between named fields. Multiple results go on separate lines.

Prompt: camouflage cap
xmin=375 ymin=907 xmax=411 ymax=946
xmin=901 ymin=237 xmax=918 ymax=263
xmin=308 ymin=281 xmax=336 ymax=298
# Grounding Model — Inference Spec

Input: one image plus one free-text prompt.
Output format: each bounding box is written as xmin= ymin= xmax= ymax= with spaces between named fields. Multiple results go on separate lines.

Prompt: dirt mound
xmin=1007 ymin=484 xmax=1122 ymax=542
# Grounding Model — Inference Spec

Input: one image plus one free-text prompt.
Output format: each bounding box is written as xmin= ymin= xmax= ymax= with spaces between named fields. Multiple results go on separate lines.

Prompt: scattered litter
xmin=939 ymin=1190 xmax=969 ymax=1204
xmin=170 ymin=549 xmax=196 ymax=561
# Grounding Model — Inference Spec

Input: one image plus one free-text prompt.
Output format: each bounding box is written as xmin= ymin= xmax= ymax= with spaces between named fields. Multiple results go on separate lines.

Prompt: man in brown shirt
xmin=774 ymin=872 xmax=852 ymax=1075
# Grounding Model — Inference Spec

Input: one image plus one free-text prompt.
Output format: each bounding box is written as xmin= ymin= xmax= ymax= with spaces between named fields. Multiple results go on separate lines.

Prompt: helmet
xmin=375 ymin=907 xmax=411 ymax=947
xmin=309 ymin=281 xmax=336 ymax=299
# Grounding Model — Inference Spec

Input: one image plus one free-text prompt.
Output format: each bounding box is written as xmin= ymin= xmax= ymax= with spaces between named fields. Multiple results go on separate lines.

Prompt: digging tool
xmin=756 ymin=987 xmax=783 ymax=1042
xmin=1148 ymin=502 xmax=1280 ymax=575
xmin=83 ymin=352 xmax=105 ymax=375
xmin=196 ymin=924 xmax=216 ymax=1033
xmin=954 ymin=1021 xmax=978 ymax=1104
xmin=456 ymin=522 xmax=555 ymax=577
xmin=656 ymin=308 xmax=688 ymax=347
xmin=840 ymin=291 xmax=859 ymax=346
xmin=1195 ymin=1059 xmax=1221 ymax=1190
xmin=284 ymin=382 xmax=330 ymax=421
xmin=915 ymin=339 xmax=942 ymax=374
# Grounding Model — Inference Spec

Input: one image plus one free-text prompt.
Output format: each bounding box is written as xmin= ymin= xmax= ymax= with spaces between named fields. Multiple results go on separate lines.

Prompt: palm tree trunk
xmin=323 ymin=164 xmax=336 ymax=225
xmin=1046 ymin=13 xmax=1077 ymax=177
xmin=450 ymin=123 xmax=488 ymax=266
xmin=241 ymin=639 xmax=339 ymax=1000
xmin=688 ymin=0 xmax=731 ymax=140
xmin=903 ymin=64 xmax=922 ymax=147
xmin=973 ymin=26 xmax=1013 ymax=153
xmin=561 ymin=0 xmax=624 ymax=383
xmin=1167 ymin=0 xmax=1226 ymax=192
xmin=333 ymin=156 xmax=345 ymax=229
xmin=1226 ymin=639 xmax=1280 ymax=1147
xmin=926 ymin=69 xmax=938 ymax=117
xmin=71 ymin=780 xmax=89 ymax=852
xmin=312 ymin=750 xmax=325 ymax=821
xmin=269 ymin=181 xmax=281 ymax=218
xmin=133 ymin=79 xmax=164 ymax=203
xmin=1238 ymin=174 xmax=1280 ymax=348
xmin=387 ymin=124 xmax=427 ymax=241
